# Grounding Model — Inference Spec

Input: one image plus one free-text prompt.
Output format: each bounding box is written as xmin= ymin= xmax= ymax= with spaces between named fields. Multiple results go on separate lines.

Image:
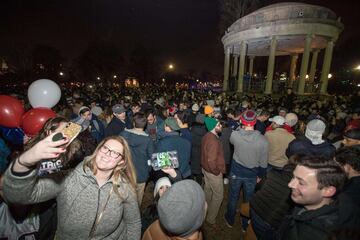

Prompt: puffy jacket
xmin=250 ymin=164 xmax=295 ymax=229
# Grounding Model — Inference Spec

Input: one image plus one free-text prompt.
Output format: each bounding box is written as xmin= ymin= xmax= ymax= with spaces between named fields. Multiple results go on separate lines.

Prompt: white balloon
xmin=28 ymin=79 xmax=61 ymax=108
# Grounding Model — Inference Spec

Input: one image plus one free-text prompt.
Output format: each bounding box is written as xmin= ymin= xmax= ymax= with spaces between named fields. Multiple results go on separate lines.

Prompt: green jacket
xmin=3 ymin=162 xmax=141 ymax=240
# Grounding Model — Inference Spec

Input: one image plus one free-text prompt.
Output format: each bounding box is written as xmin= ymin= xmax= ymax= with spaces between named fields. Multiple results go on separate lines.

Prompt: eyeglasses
xmin=100 ymin=145 xmax=123 ymax=159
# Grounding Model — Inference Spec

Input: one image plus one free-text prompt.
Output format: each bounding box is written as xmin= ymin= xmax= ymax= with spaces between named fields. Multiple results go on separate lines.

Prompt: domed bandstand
xmin=222 ymin=2 xmax=344 ymax=95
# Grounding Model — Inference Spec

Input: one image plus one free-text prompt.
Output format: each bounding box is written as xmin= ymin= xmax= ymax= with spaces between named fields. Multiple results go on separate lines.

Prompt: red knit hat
xmin=240 ymin=110 xmax=257 ymax=127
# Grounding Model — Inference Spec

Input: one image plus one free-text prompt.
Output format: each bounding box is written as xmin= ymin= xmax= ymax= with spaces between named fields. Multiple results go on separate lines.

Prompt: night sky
xmin=0 ymin=0 xmax=359 ymax=75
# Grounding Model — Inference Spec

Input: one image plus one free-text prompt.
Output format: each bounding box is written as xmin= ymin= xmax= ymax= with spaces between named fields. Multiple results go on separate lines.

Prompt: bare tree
xmin=218 ymin=0 xmax=261 ymax=36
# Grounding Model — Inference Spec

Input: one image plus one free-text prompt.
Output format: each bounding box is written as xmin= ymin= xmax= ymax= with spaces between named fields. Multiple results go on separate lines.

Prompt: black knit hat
xmin=344 ymin=128 xmax=360 ymax=140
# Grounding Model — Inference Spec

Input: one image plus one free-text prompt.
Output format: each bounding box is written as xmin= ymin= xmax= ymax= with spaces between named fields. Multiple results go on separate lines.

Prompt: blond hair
xmin=83 ymin=136 xmax=137 ymax=199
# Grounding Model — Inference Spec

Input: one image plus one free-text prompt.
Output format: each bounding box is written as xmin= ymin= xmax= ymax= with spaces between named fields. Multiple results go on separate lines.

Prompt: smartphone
xmin=149 ymin=151 xmax=179 ymax=171
xmin=60 ymin=122 xmax=82 ymax=145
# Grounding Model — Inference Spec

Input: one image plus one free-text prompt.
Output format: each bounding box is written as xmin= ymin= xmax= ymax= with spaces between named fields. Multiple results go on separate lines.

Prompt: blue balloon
xmin=0 ymin=126 xmax=25 ymax=145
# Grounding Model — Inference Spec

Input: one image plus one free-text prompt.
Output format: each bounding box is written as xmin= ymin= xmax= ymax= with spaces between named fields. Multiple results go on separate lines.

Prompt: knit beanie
xmin=165 ymin=117 xmax=180 ymax=131
xmin=204 ymin=105 xmax=214 ymax=115
xmin=305 ymin=119 xmax=326 ymax=145
xmin=158 ymin=180 xmax=206 ymax=238
xmin=344 ymin=128 xmax=360 ymax=140
xmin=204 ymin=117 xmax=218 ymax=131
xmin=285 ymin=113 xmax=298 ymax=127
xmin=240 ymin=110 xmax=257 ymax=127
xmin=192 ymin=103 xmax=199 ymax=112
xmin=154 ymin=177 xmax=172 ymax=197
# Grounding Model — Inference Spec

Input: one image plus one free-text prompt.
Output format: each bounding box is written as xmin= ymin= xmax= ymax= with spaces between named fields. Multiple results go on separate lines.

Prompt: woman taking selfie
xmin=3 ymin=134 xmax=141 ymax=240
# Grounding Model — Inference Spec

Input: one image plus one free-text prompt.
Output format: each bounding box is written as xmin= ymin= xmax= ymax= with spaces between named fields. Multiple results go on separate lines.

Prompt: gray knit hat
xmin=305 ymin=119 xmax=326 ymax=145
xmin=157 ymin=180 xmax=206 ymax=237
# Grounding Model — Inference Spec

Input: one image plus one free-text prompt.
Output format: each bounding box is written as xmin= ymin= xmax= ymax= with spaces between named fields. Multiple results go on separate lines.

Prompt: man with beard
xmin=201 ymin=117 xmax=226 ymax=226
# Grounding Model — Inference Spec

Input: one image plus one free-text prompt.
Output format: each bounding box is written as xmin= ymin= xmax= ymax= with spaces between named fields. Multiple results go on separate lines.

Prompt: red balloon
xmin=0 ymin=95 xmax=25 ymax=128
xmin=22 ymin=108 xmax=57 ymax=136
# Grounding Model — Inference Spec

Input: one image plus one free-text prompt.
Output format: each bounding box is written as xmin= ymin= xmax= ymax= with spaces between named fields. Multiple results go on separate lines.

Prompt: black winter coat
xmin=277 ymin=193 xmax=360 ymax=240
xmin=250 ymin=164 xmax=295 ymax=229
xmin=190 ymin=124 xmax=207 ymax=175
xmin=286 ymin=136 xmax=336 ymax=159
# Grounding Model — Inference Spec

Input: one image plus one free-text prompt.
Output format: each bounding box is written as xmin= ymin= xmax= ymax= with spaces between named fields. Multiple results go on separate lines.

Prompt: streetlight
xmin=168 ymin=64 xmax=174 ymax=70
xmin=305 ymin=74 xmax=309 ymax=79
xmin=113 ymin=75 xmax=117 ymax=79
xmin=59 ymin=72 xmax=64 ymax=76
xmin=328 ymin=73 xmax=333 ymax=79
xmin=97 ymin=76 xmax=100 ymax=80
xmin=355 ymin=65 xmax=360 ymax=70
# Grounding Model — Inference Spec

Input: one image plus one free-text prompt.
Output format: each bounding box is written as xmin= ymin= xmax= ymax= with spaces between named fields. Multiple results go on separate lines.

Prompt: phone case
xmin=62 ymin=122 xmax=82 ymax=144
xmin=150 ymin=151 xmax=179 ymax=171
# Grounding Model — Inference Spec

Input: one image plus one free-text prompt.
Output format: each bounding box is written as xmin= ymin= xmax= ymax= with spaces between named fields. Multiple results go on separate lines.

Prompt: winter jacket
xmin=3 ymin=162 xmax=141 ymax=240
xmin=277 ymin=193 xmax=360 ymax=240
xmin=230 ymin=128 xmax=269 ymax=177
xmin=179 ymin=128 xmax=192 ymax=143
xmin=342 ymin=176 xmax=360 ymax=209
xmin=120 ymin=129 xmax=154 ymax=183
xmin=105 ymin=117 xmax=129 ymax=137
xmin=89 ymin=115 xmax=105 ymax=143
xmin=156 ymin=132 xmax=191 ymax=179
xmin=265 ymin=128 xmax=295 ymax=168
xmin=190 ymin=125 xmax=207 ymax=175
xmin=142 ymin=220 xmax=203 ymax=240
xmin=201 ymin=132 xmax=225 ymax=176
xmin=286 ymin=136 xmax=336 ymax=159
xmin=250 ymin=164 xmax=295 ymax=229
xmin=220 ymin=127 xmax=232 ymax=165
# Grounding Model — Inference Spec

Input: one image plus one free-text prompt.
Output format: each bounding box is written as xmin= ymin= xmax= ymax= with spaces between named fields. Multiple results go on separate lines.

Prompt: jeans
xmin=250 ymin=208 xmax=275 ymax=240
xmin=224 ymin=160 xmax=257 ymax=229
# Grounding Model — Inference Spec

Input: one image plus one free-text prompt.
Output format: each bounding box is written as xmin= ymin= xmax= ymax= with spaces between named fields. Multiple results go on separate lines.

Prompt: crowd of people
xmin=1 ymin=84 xmax=360 ymax=240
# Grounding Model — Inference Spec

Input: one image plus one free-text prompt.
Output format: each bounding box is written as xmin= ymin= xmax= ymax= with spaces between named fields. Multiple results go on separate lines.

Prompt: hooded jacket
xmin=3 ymin=162 xmax=141 ymax=240
xmin=277 ymin=194 xmax=360 ymax=240
xmin=230 ymin=128 xmax=269 ymax=171
xmin=120 ymin=128 xmax=154 ymax=183
xmin=286 ymin=136 xmax=336 ymax=159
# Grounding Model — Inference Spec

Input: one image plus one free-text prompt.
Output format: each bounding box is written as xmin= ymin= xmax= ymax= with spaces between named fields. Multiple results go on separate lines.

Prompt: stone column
xmin=249 ymin=56 xmax=254 ymax=77
xmin=265 ymin=36 xmax=277 ymax=94
xmin=223 ymin=47 xmax=231 ymax=92
xmin=232 ymin=55 xmax=239 ymax=77
xmin=309 ymin=49 xmax=319 ymax=83
xmin=237 ymin=41 xmax=247 ymax=93
xmin=248 ymin=56 xmax=255 ymax=91
xmin=320 ymin=41 xmax=334 ymax=94
xmin=289 ymin=54 xmax=298 ymax=87
xmin=298 ymin=34 xmax=312 ymax=95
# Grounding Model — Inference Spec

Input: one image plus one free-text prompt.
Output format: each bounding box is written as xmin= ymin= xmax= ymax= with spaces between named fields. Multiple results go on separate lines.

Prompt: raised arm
xmin=3 ymin=133 xmax=69 ymax=204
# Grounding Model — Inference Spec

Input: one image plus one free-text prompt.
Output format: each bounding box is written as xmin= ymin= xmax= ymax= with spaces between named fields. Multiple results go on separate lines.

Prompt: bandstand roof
xmin=222 ymin=2 xmax=344 ymax=56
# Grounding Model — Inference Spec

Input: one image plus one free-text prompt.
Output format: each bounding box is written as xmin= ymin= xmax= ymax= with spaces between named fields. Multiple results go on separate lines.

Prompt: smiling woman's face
xmin=95 ymin=139 xmax=124 ymax=172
